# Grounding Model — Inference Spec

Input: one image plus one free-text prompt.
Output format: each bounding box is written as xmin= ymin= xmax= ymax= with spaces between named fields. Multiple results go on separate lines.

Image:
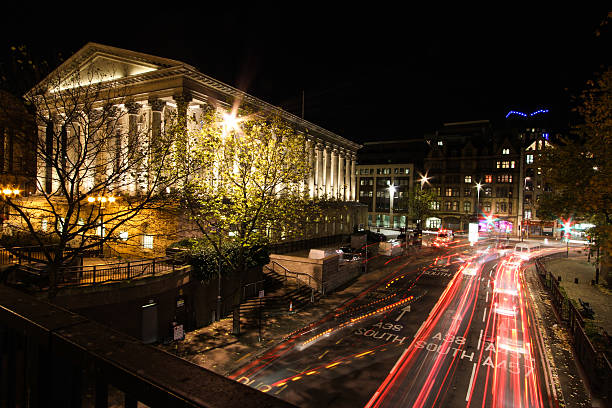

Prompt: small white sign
xmin=469 ymin=223 xmax=479 ymax=243
xmin=259 ymin=290 xmax=265 ymax=298
xmin=173 ymin=324 xmax=184 ymax=341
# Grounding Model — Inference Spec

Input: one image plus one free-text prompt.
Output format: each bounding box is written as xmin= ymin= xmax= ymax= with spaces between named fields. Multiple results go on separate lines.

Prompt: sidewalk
xmin=157 ymin=248 xmax=434 ymax=376
xmin=543 ymin=253 xmax=612 ymax=336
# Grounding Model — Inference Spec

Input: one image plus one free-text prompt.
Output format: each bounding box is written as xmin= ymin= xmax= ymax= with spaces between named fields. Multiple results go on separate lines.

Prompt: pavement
xmin=157 ymin=246 xmax=436 ymax=377
xmin=542 ymin=252 xmax=612 ymax=336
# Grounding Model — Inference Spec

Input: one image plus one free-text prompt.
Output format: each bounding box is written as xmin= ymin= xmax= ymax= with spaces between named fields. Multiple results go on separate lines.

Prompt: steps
xmin=239 ymin=268 xmax=321 ymax=327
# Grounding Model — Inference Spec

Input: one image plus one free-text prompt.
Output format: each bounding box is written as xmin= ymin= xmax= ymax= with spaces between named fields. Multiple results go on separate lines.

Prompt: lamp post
xmin=1 ymin=188 xmax=20 ymax=230
xmin=87 ymin=194 xmax=116 ymax=256
xmin=388 ymin=184 xmax=396 ymax=230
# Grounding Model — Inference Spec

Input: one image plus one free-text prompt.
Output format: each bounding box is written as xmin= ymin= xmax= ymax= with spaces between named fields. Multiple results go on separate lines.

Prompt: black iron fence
xmin=0 ymin=245 xmax=102 ymax=266
xmin=16 ymin=256 xmax=186 ymax=288
xmin=535 ymin=256 xmax=612 ymax=406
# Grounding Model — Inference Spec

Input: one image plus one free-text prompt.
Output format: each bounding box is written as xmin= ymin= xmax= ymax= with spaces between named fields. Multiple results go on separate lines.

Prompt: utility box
xmin=379 ymin=241 xmax=402 ymax=256
xmin=308 ymin=249 xmax=337 ymax=259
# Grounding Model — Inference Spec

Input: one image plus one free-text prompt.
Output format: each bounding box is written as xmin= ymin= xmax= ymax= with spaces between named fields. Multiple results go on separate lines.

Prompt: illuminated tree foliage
xmin=182 ymin=106 xmax=319 ymax=332
xmin=538 ymin=67 xmax=612 ymax=284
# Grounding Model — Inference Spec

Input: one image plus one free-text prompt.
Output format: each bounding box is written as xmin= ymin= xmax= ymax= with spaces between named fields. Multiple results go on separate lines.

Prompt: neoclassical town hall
xmin=29 ymin=42 xmax=366 ymax=253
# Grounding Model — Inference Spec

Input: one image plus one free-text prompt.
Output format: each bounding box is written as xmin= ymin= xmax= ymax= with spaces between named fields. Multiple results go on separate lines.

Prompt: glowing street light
xmin=418 ymin=172 xmax=431 ymax=190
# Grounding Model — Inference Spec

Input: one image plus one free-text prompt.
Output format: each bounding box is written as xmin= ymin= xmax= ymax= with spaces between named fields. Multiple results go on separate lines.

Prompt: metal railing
xmin=535 ymin=255 xmax=612 ymax=404
xmin=0 ymin=245 xmax=103 ymax=266
xmin=264 ymin=260 xmax=325 ymax=296
xmin=16 ymin=256 xmax=187 ymax=288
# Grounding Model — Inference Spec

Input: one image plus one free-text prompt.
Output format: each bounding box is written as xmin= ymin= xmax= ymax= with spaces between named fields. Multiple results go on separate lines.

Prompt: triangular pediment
xmin=29 ymin=42 xmax=190 ymax=95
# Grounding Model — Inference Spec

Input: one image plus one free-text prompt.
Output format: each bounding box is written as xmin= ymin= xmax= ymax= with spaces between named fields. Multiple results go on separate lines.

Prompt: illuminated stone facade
xmin=27 ymin=43 xmax=365 ymax=254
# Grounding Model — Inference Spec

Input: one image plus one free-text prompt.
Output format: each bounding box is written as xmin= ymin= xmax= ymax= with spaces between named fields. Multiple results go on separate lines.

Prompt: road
xmin=231 ymin=238 xmax=559 ymax=408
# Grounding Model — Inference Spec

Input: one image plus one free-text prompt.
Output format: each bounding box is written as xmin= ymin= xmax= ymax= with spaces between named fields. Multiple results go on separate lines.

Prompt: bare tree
xmin=0 ymin=61 xmax=179 ymax=296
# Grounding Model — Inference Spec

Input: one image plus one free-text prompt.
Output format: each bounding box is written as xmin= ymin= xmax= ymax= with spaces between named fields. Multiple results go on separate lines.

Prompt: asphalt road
xmin=231 ymin=238 xmax=557 ymax=408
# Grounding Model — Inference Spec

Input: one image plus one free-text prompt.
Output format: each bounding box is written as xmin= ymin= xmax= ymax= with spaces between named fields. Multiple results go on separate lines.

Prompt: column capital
xmin=172 ymin=92 xmax=193 ymax=106
xmin=124 ymin=101 xmax=141 ymax=115
xmin=148 ymin=98 xmax=166 ymax=112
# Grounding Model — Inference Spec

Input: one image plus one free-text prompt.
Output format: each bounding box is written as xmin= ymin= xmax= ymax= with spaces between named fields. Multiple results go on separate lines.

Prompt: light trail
xmin=366 ymin=251 xmax=553 ymax=408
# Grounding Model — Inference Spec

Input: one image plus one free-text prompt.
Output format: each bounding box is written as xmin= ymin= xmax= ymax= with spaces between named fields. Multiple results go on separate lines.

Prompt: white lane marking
xmin=485 ymin=291 xmax=489 ymax=303
xmin=483 ymin=308 xmax=487 ymax=323
xmin=477 ymin=329 xmax=483 ymax=350
xmin=465 ymin=362 xmax=477 ymax=401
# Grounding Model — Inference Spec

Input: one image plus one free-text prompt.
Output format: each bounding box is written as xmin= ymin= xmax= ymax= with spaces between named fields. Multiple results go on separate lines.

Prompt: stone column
xmin=124 ymin=101 xmax=141 ymax=195
xmin=323 ymin=145 xmax=331 ymax=197
xmin=307 ymin=139 xmax=315 ymax=198
xmin=338 ymin=150 xmax=345 ymax=201
xmin=330 ymin=148 xmax=338 ymax=199
xmin=172 ymin=93 xmax=192 ymax=190
xmin=350 ymin=155 xmax=357 ymax=201
xmin=148 ymin=98 xmax=165 ymax=189
xmin=345 ymin=155 xmax=351 ymax=201
xmin=315 ymin=142 xmax=324 ymax=198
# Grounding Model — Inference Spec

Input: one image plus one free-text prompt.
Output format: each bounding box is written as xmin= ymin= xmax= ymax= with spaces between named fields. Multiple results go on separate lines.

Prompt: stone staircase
xmin=239 ymin=266 xmax=321 ymax=328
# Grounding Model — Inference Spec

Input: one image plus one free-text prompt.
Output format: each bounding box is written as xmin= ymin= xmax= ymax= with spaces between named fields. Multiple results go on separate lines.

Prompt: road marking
xmin=336 ymin=338 xmax=343 ymax=345
xmin=395 ymin=306 xmax=411 ymax=322
xmin=483 ymin=308 xmax=487 ymax=322
xmin=485 ymin=291 xmax=489 ymax=303
xmin=477 ymin=329 xmax=483 ymax=350
xmin=465 ymin=362 xmax=477 ymax=401
xmin=318 ymin=350 xmax=329 ymax=359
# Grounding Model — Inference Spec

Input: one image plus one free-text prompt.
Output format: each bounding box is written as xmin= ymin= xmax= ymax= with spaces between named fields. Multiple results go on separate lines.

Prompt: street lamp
xmin=388 ymin=184 xmax=396 ymax=231
xmin=418 ymin=172 xmax=431 ymax=190
xmin=86 ymin=194 xmax=117 ymax=256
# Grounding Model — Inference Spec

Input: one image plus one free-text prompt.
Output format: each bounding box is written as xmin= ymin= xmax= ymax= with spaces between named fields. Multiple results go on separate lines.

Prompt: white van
xmin=514 ymin=242 xmax=541 ymax=259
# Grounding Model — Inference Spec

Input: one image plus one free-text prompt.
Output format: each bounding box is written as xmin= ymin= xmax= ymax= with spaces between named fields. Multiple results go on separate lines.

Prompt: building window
xmin=526 ymin=154 xmax=534 ymax=164
xmin=484 ymin=187 xmax=492 ymax=197
xmin=452 ymin=201 xmax=459 ymax=211
xmin=438 ymin=141 xmax=443 ymax=146
xmin=430 ymin=201 xmax=440 ymax=210
xmin=427 ymin=217 xmax=441 ymax=229
xmin=497 ymin=161 xmax=513 ymax=169
xmin=502 ymin=148 xmax=510 ymax=155
xmin=464 ymin=188 xmax=472 ymax=197
xmin=496 ymin=202 xmax=507 ymax=213
xmin=444 ymin=201 xmax=452 ymax=211
xmin=445 ymin=188 xmax=453 ymax=197
xmin=483 ymin=202 xmax=491 ymax=212
xmin=464 ymin=201 xmax=471 ymax=213
xmin=485 ymin=174 xmax=492 ymax=183
xmin=41 ymin=219 xmax=48 ymax=232
xmin=119 ymin=231 xmax=129 ymax=241
xmin=143 ymin=234 xmax=154 ymax=249
xmin=524 ymin=210 xmax=532 ymax=219
xmin=464 ymin=175 xmax=472 ymax=183
xmin=496 ymin=174 xmax=513 ymax=183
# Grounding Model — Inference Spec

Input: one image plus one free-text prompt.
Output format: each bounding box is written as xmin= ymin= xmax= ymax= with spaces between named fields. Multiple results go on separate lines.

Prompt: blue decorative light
xmin=505 ymin=109 xmax=549 ymax=119
xmin=542 ymin=133 xmax=549 ymax=140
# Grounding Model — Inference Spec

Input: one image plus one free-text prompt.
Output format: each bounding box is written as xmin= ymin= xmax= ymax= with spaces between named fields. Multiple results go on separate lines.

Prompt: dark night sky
xmin=2 ymin=7 xmax=611 ymax=144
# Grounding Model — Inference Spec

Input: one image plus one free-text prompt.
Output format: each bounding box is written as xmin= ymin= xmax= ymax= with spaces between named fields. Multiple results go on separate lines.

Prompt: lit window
xmin=464 ymin=201 xmax=471 ymax=212
xmin=526 ymin=154 xmax=534 ymax=164
xmin=143 ymin=234 xmax=154 ymax=249
xmin=464 ymin=175 xmax=472 ymax=183
xmin=502 ymin=148 xmax=510 ymax=155
xmin=41 ymin=219 xmax=48 ymax=232
xmin=438 ymin=141 xmax=443 ymax=146
xmin=119 ymin=231 xmax=129 ymax=241
xmin=485 ymin=175 xmax=492 ymax=183
xmin=524 ymin=210 xmax=532 ymax=219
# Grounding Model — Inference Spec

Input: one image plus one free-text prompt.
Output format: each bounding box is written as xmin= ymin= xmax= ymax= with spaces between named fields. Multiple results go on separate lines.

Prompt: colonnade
xmin=306 ymin=139 xmax=356 ymax=201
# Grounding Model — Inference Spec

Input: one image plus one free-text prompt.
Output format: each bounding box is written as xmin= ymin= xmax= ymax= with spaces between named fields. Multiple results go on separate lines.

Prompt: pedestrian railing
xmin=16 ymin=256 xmax=188 ymax=288
xmin=265 ymin=260 xmax=325 ymax=295
xmin=535 ymin=255 xmax=612 ymax=404
xmin=0 ymin=245 xmax=103 ymax=266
